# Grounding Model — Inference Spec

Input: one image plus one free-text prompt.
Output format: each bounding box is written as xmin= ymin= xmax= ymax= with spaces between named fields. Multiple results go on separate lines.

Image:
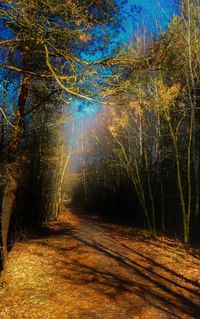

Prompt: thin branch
xmin=44 ymin=45 xmax=95 ymax=102
xmin=0 ymin=107 xmax=20 ymax=131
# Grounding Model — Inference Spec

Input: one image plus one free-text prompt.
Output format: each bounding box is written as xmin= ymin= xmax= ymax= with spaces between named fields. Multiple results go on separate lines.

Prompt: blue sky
xmin=0 ymin=0 xmax=178 ymax=123
xmin=70 ymin=0 xmax=178 ymax=120
xmin=76 ymin=0 xmax=178 ymax=62
xmin=68 ymin=0 xmax=179 ymax=168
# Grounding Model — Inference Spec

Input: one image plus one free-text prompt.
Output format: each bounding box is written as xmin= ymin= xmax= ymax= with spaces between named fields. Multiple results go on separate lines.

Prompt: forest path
xmin=0 ymin=206 xmax=200 ymax=319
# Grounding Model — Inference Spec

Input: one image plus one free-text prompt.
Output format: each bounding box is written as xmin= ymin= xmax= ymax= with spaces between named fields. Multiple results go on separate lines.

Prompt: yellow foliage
xmin=108 ymin=125 xmax=117 ymax=137
xmin=129 ymin=101 xmax=144 ymax=117
xmin=129 ymin=101 xmax=140 ymax=109
xmin=79 ymin=33 xmax=91 ymax=42
xmin=157 ymin=81 xmax=181 ymax=110
xmin=118 ymin=111 xmax=129 ymax=128
xmin=121 ymin=80 xmax=132 ymax=90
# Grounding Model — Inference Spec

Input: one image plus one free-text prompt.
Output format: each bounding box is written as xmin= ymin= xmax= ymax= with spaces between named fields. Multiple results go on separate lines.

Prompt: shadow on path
xmin=27 ymin=207 xmax=200 ymax=319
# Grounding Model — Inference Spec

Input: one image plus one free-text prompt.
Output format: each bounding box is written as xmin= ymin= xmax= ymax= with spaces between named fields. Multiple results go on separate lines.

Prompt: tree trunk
xmin=1 ymin=168 xmax=17 ymax=267
xmin=8 ymin=72 xmax=31 ymax=160
xmin=1 ymin=53 xmax=31 ymax=269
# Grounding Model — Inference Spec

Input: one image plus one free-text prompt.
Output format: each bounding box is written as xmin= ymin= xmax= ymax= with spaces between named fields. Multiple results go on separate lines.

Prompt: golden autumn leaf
xmin=118 ymin=111 xmax=129 ymax=128
xmin=129 ymin=101 xmax=140 ymax=109
xmin=79 ymin=33 xmax=92 ymax=42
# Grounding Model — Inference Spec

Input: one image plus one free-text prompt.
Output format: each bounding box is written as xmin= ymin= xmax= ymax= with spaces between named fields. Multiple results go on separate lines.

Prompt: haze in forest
xmin=0 ymin=1 xmax=200 ymax=318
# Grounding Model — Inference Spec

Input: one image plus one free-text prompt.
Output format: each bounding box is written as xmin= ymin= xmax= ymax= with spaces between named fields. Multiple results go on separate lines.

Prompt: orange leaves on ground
xmin=0 ymin=208 xmax=199 ymax=319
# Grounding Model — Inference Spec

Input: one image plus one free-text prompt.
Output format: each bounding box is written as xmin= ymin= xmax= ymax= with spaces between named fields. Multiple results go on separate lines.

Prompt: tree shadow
xmin=120 ymin=243 xmax=200 ymax=291
xmin=30 ymin=220 xmax=200 ymax=319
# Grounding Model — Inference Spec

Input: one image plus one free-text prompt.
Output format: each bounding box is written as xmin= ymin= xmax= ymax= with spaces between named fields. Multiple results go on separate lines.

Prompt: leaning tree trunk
xmin=0 ymin=66 xmax=31 ymax=269
xmin=1 ymin=167 xmax=17 ymax=268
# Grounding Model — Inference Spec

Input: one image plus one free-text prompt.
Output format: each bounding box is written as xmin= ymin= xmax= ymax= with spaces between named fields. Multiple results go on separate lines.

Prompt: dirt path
xmin=0 ymin=207 xmax=200 ymax=319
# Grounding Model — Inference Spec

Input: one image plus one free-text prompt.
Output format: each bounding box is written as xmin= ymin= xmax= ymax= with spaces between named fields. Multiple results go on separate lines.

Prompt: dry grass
xmin=0 ymin=207 xmax=199 ymax=319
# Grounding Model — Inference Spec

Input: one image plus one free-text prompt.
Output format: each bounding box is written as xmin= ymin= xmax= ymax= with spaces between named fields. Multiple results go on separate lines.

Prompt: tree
xmin=70 ymin=0 xmax=200 ymax=243
xmin=0 ymin=0 xmax=116 ymax=267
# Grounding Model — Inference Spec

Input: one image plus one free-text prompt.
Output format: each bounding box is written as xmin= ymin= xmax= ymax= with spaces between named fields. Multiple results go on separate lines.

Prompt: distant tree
xmin=71 ymin=0 xmax=200 ymax=243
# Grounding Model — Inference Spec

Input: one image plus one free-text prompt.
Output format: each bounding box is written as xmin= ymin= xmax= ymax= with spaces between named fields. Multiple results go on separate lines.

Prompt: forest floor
xmin=0 ymin=206 xmax=200 ymax=319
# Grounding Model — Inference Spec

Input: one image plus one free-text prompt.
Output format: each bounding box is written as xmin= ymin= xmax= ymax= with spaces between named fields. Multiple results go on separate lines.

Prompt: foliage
xmin=0 ymin=0 xmax=117 ymax=267
xmin=70 ymin=0 xmax=200 ymax=244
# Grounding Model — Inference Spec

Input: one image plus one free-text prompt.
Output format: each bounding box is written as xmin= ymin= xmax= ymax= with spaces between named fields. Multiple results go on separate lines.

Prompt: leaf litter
xmin=0 ymin=207 xmax=199 ymax=319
